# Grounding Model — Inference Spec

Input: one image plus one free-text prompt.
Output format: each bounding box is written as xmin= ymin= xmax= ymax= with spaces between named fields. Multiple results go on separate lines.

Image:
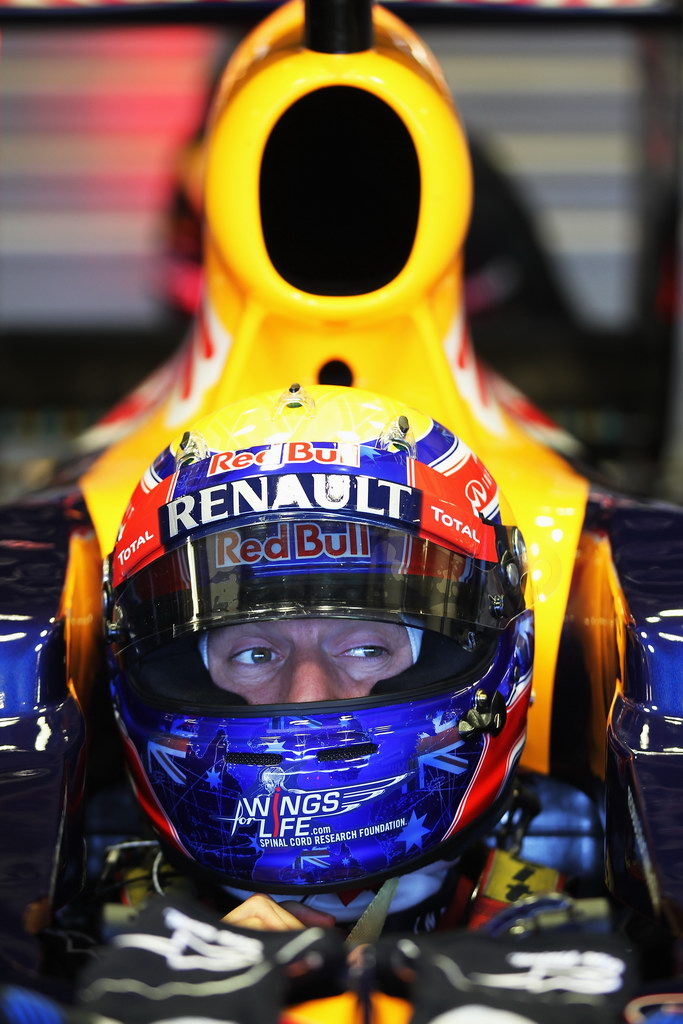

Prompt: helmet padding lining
xmin=129 ymin=626 xmax=497 ymax=710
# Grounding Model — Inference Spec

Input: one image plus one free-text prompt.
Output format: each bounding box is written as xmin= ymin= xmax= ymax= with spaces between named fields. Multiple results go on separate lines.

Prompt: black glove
xmin=77 ymin=896 xmax=346 ymax=1024
xmin=376 ymin=929 xmax=636 ymax=1024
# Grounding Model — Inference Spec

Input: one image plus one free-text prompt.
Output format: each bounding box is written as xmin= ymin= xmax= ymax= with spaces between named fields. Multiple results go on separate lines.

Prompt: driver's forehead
xmin=209 ymin=618 xmax=410 ymax=646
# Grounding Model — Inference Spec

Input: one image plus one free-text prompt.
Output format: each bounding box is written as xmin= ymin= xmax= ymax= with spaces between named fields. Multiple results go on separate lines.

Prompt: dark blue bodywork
xmin=0 ymin=490 xmax=89 ymax=974
xmin=605 ymin=500 xmax=683 ymax=930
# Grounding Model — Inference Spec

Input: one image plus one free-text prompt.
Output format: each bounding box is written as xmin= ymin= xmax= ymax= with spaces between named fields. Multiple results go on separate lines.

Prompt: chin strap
xmin=345 ymin=876 xmax=400 ymax=946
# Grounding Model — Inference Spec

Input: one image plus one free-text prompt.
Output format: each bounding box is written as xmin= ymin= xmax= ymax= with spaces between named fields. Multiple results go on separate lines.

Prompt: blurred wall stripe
xmin=0 ymin=26 xmax=225 ymax=329
xmin=1 ymin=23 xmax=641 ymax=329
xmin=424 ymin=25 xmax=640 ymax=325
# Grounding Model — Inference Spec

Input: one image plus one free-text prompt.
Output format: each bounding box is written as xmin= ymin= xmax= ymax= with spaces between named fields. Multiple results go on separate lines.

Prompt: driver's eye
xmin=346 ymin=645 xmax=387 ymax=659
xmin=232 ymin=647 xmax=274 ymax=664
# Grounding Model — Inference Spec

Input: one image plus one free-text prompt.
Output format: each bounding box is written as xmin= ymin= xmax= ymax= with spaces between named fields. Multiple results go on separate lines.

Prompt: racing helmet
xmin=104 ymin=385 xmax=533 ymax=894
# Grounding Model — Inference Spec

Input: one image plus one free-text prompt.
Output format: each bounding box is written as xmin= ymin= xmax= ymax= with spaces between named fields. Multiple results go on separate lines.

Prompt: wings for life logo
xmin=226 ymin=771 xmax=410 ymax=849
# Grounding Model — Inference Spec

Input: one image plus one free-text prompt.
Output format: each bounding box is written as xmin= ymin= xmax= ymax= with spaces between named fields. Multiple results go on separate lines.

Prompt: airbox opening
xmin=260 ymin=86 xmax=420 ymax=296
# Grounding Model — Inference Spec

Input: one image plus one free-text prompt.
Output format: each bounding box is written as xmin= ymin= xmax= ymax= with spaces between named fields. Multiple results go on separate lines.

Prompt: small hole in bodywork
xmin=318 ymin=360 xmax=354 ymax=386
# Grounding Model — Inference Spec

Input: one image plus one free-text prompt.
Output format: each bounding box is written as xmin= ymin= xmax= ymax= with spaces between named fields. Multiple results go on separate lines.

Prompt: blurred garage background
xmin=0 ymin=1 xmax=680 ymax=502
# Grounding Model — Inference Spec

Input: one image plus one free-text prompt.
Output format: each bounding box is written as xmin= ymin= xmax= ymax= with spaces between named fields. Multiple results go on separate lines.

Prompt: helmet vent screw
xmin=275 ymin=383 xmax=316 ymax=414
xmin=378 ymin=414 xmax=417 ymax=458
xmin=285 ymin=383 xmax=305 ymax=408
xmin=176 ymin=431 xmax=209 ymax=468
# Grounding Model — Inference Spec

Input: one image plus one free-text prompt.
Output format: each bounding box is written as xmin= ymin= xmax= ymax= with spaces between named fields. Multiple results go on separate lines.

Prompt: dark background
xmin=0 ymin=5 xmax=680 ymax=502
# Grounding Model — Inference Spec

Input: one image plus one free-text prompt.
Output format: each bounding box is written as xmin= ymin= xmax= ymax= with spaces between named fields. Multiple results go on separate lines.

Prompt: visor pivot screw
xmin=474 ymin=688 xmax=488 ymax=710
xmin=105 ymin=607 xmax=123 ymax=643
xmin=505 ymin=562 xmax=520 ymax=587
xmin=458 ymin=689 xmax=507 ymax=739
xmin=511 ymin=527 xmax=528 ymax=577
xmin=102 ymin=554 xmax=122 ymax=643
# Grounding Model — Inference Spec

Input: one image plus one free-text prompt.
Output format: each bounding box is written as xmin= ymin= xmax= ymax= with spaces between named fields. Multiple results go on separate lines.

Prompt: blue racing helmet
xmin=104 ymin=385 xmax=533 ymax=894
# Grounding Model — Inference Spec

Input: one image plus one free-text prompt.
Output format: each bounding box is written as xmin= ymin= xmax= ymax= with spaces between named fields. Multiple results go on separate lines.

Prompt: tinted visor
xmin=111 ymin=518 xmax=527 ymax=658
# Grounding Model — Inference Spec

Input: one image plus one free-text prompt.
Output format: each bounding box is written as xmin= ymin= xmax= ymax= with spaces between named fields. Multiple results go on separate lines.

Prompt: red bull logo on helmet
xmin=207 ymin=442 xmax=361 ymax=476
xmin=216 ymin=521 xmax=371 ymax=567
